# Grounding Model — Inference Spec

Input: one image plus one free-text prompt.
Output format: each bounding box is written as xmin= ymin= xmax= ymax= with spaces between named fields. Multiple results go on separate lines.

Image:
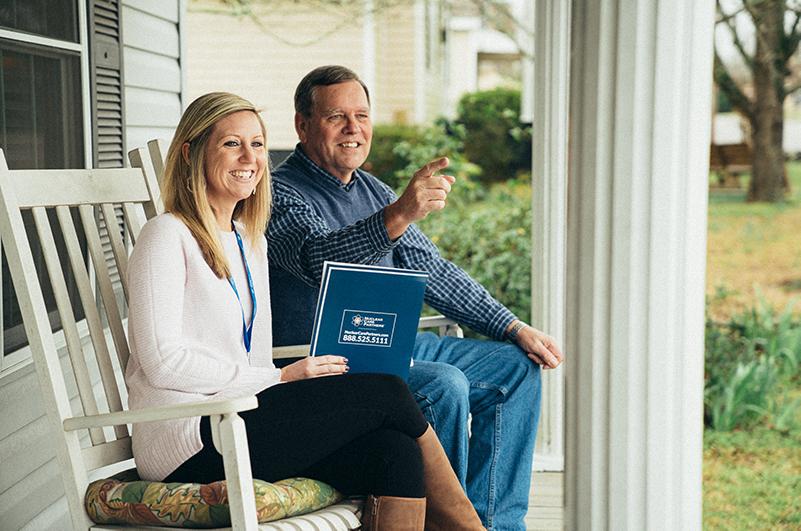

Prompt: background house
xmin=0 ymin=1 xmax=185 ymax=528
xmin=186 ymin=0 xmax=448 ymax=155
xmin=445 ymin=0 xmax=532 ymax=119
xmin=186 ymin=0 xmax=533 ymax=152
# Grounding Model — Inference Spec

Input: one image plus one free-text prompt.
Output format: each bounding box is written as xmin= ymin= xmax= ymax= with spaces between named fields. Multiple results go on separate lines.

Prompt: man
xmin=267 ymin=65 xmax=564 ymax=531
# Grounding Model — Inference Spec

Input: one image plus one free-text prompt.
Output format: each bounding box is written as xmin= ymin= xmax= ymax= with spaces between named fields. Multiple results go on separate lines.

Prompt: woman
xmin=124 ymin=92 xmax=483 ymax=530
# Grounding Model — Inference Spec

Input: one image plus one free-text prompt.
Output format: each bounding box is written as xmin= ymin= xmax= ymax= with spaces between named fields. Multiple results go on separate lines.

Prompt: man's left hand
xmin=513 ymin=325 xmax=564 ymax=369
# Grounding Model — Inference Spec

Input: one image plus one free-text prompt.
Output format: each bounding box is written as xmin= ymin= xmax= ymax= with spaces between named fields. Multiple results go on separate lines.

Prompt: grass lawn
xmin=704 ymin=166 xmax=801 ymax=529
xmin=704 ymin=425 xmax=801 ymax=530
xmin=706 ymin=164 xmax=801 ymax=320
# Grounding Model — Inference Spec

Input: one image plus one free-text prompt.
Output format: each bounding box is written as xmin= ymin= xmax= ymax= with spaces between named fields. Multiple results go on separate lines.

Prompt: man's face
xmin=296 ymin=80 xmax=372 ymax=183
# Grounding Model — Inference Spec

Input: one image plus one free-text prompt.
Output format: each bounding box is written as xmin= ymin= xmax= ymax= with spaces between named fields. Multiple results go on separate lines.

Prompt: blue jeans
xmin=408 ymin=332 xmax=542 ymax=531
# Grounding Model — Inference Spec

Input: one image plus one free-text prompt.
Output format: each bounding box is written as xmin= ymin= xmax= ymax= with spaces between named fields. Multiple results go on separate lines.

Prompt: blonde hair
xmin=163 ymin=92 xmax=271 ymax=279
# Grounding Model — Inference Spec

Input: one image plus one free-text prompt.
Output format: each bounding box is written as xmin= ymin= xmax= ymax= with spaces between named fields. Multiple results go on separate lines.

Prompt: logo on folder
xmin=339 ymin=310 xmax=396 ymax=347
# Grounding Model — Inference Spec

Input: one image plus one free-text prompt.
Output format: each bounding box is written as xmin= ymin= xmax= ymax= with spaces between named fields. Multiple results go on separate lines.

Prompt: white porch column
xmin=566 ymin=1 xmax=714 ymax=530
xmin=531 ymin=0 xmax=570 ymax=472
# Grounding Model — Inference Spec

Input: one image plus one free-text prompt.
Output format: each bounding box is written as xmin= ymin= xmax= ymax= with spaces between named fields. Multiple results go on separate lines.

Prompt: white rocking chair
xmin=0 ymin=150 xmax=356 ymax=530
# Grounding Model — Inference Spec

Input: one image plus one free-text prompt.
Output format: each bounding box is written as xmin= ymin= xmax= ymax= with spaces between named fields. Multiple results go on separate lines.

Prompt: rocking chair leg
xmin=215 ymin=413 xmax=259 ymax=530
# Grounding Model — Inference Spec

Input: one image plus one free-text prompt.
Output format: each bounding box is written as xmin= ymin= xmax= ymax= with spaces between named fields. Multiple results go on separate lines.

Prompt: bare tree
xmin=715 ymin=0 xmax=801 ymax=202
xmin=192 ymin=0 xmax=531 ymax=56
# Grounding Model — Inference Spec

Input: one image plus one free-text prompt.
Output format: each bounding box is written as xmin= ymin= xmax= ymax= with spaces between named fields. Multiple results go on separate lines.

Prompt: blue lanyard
xmin=228 ymin=226 xmax=257 ymax=353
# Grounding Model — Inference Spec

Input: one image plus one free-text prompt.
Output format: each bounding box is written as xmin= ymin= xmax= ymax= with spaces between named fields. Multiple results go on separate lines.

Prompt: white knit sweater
xmin=125 ymin=213 xmax=281 ymax=481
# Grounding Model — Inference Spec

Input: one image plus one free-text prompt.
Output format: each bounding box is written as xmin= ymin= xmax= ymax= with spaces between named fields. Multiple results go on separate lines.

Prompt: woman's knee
xmin=351 ymin=373 xmax=428 ymax=434
xmin=366 ymin=430 xmax=424 ymax=498
xmin=347 ymin=372 xmax=407 ymax=394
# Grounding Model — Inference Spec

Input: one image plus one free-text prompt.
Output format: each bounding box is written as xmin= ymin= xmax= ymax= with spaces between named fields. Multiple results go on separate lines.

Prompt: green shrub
xmin=417 ymin=179 xmax=532 ymax=327
xmin=717 ymin=89 xmax=733 ymax=113
xmin=456 ymin=88 xmax=532 ymax=182
xmin=705 ymin=298 xmax=801 ymax=432
xmin=705 ymin=356 xmax=780 ymax=432
xmin=366 ymin=121 xmax=480 ymax=192
xmin=733 ymin=300 xmax=801 ymax=380
xmin=363 ymin=124 xmax=422 ymax=189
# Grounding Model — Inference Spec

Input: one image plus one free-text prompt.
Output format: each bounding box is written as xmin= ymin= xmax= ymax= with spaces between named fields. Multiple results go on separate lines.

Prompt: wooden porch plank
xmin=525 ymin=471 xmax=564 ymax=530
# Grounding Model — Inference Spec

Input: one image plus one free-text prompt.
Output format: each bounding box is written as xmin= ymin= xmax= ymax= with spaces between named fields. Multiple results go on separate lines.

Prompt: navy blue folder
xmin=309 ymin=261 xmax=429 ymax=380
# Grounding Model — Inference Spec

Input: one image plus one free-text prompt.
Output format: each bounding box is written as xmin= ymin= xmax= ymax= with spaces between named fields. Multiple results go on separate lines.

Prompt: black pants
xmin=164 ymin=373 xmax=429 ymax=497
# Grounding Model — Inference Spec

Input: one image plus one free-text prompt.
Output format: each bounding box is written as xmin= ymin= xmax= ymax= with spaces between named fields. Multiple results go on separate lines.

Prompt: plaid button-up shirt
xmin=267 ymin=146 xmax=517 ymax=341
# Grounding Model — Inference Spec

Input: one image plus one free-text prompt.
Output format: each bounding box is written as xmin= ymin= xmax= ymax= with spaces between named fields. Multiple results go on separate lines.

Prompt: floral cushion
xmin=85 ymin=475 xmax=343 ymax=528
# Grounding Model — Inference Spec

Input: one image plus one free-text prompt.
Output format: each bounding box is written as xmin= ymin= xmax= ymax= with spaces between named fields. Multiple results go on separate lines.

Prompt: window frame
xmin=0 ymin=0 xmax=93 ymax=374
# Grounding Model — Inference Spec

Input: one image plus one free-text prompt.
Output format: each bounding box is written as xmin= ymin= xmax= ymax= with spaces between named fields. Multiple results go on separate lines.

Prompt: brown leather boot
xmin=417 ymin=426 xmax=485 ymax=530
xmin=361 ymin=495 xmax=426 ymax=530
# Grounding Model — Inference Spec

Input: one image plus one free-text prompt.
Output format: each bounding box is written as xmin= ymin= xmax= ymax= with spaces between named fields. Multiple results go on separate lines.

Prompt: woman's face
xmin=203 ymin=110 xmax=266 ymax=218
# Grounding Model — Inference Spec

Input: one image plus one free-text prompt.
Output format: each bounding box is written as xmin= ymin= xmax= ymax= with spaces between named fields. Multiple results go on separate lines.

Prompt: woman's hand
xmin=280 ymin=355 xmax=349 ymax=382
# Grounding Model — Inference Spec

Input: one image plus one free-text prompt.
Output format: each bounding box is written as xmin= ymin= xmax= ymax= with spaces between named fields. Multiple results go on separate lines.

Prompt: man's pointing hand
xmin=384 ymin=157 xmax=455 ymax=240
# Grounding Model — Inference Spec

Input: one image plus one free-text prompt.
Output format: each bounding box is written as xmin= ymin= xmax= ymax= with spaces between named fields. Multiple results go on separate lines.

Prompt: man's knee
xmin=409 ymin=362 xmax=470 ymax=406
xmin=434 ymin=363 xmax=471 ymax=397
xmin=493 ymin=350 xmax=542 ymax=421
xmin=496 ymin=343 xmax=542 ymax=393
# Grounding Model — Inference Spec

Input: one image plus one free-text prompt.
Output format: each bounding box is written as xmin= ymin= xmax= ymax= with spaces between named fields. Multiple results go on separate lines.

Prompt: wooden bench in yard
xmin=709 ymin=142 xmax=752 ymax=188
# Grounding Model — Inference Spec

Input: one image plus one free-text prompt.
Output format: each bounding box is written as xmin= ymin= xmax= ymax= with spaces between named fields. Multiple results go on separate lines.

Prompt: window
xmin=0 ymin=0 xmax=78 ymax=43
xmin=0 ymin=42 xmax=83 ymax=170
xmin=0 ymin=3 xmax=87 ymax=364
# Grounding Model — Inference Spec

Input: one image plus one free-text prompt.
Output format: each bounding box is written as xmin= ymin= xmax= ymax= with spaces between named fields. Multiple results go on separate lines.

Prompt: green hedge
xmin=363 ymin=124 xmax=423 ymax=190
xmin=417 ymin=179 xmax=532 ymax=327
xmin=366 ymin=120 xmax=480 ymax=192
xmin=705 ymin=298 xmax=801 ymax=432
xmin=456 ymin=88 xmax=532 ymax=182
xmin=365 ymin=88 xmax=532 ymax=187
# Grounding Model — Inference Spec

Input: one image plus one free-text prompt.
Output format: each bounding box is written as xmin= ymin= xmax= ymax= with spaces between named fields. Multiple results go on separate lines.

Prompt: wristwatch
xmin=506 ymin=321 xmax=526 ymax=342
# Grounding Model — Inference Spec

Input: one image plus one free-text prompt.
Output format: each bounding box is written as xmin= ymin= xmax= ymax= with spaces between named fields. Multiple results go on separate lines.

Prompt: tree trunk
xmin=749 ymin=105 xmax=785 ymax=202
xmin=748 ymin=0 xmax=786 ymax=202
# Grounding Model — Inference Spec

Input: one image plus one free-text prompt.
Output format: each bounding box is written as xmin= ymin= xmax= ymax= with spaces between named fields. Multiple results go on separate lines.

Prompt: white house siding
xmin=0 ymin=2 xmax=184 ymax=529
xmin=0 ymin=364 xmax=68 ymax=531
xmin=0 ymin=331 xmax=123 ymax=530
xmin=445 ymin=18 xmax=480 ymax=118
xmin=122 ymin=0 xmax=184 ymax=154
xmin=1 ymin=354 xmax=86 ymax=530
xmin=422 ymin=1 xmax=445 ymax=123
xmin=187 ymin=1 xmax=369 ymax=151
xmin=373 ymin=4 xmax=420 ymax=125
xmin=370 ymin=1 xmax=444 ymax=125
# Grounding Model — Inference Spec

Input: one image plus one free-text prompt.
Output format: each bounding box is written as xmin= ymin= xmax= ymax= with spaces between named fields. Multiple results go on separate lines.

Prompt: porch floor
xmin=525 ymin=472 xmax=564 ymax=530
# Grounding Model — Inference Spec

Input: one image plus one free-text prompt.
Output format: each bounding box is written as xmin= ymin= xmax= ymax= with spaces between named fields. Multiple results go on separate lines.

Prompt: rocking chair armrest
xmin=62 ymin=396 xmax=259 ymax=432
xmin=272 ymin=316 xmax=463 ymax=361
xmin=418 ymin=315 xmax=458 ymax=328
xmin=418 ymin=315 xmax=464 ymax=338
xmin=273 ymin=344 xmax=311 ymax=359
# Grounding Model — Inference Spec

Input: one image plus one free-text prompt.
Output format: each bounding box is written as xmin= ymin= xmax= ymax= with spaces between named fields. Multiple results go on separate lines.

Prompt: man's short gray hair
xmin=294 ymin=65 xmax=371 ymax=117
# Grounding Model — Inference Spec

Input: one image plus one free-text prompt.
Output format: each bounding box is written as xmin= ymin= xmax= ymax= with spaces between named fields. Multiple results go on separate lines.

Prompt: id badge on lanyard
xmin=228 ymin=226 xmax=257 ymax=353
